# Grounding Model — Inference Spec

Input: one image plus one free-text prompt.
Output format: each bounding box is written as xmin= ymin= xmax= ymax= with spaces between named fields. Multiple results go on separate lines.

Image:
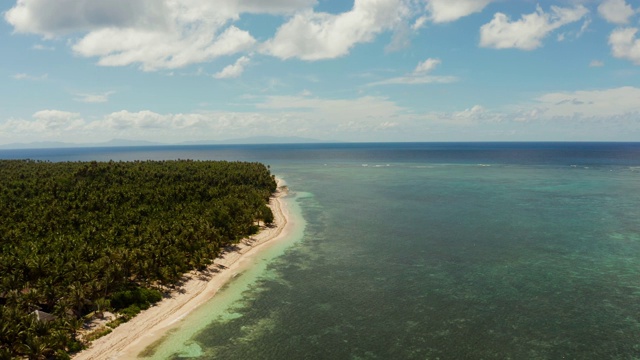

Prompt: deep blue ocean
xmin=3 ymin=142 xmax=640 ymax=359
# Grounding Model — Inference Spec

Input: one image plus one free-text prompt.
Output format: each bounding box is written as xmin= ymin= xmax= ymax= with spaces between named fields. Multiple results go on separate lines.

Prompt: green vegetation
xmin=0 ymin=159 xmax=277 ymax=359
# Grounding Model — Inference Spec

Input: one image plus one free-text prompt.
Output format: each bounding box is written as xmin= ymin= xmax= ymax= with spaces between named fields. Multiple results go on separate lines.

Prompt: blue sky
xmin=1 ymin=0 xmax=639 ymax=145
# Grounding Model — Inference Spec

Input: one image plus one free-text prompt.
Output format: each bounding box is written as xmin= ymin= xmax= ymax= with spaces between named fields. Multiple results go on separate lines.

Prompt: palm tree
xmin=94 ymin=298 xmax=111 ymax=319
xmin=19 ymin=335 xmax=50 ymax=360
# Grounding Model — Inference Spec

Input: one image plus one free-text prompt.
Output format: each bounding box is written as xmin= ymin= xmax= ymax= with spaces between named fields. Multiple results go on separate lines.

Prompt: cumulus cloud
xmin=609 ymin=27 xmax=640 ymax=65
xmin=84 ymin=110 xmax=288 ymax=140
xmin=4 ymin=0 xmax=491 ymax=69
xmin=72 ymin=25 xmax=256 ymax=71
xmin=4 ymin=0 xmax=315 ymax=37
xmin=239 ymin=0 xmax=317 ymax=14
xmin=480 ymin=5 xmax=589 ymax=50
xmin=421 ymin=105 xmax=508 ymax=126
xmin=257 ymin=95 xmax=409 ymax=137
xmin=13 ymin=105 xmax=326 ymax=141
xmin=73 ymin=91 xmax=115 ymax=103
xmin=0 ymin=109 xmax=276 ymax=143
xmin=432 ymin=87 xmax=640 ymax=128
xmin=534 ymin=86 xmax=640 ymax=117
xmin=367 ymin=58 xmax=457 ymax=86
xmin=4 ymin=0 xmax=169 ymax=37
xmin=446 ymin=105 xmax=490 ymax=125
xmin=12 ymin=73 xmax=48 ymax=80
xmin=214 ymin=56 xmax=251 ymax=79
xmin=262 ymin=0 xmax=410 ymax=60
xmin=414 ymin=58 xmax=441 ymax=73
xmin=5 ymin=0 xmax=319 ymax=70
xmin=426 ymin=0 xmax=496 ymax=23
xmin=32 ymin=44 xmax=55 ymax=51
xmin=376 ymin=121 xmax=398 ymax=129
xmin=36 ymin=96 xmax=409 ymax=142
xmin=589 ymin=60 xmax=604 ymax=67
xmin=258 ymin=95 xmax=403 ymax=118
xmin=412 ymin=15 xmax=428 ymax=30
xmin=454 ymin=104 xmax=485 ymax=118
xmin=368 ymin=76 xmax=458 ymax=86
xmin=3 ymin=87 xmax=640 ymax=144
xmin=577 ymin=18 xmax=591 ymax=38
xmin=414 ymin=87 xmax=640 ymax=140
xmin=32 ymin=110 xmax=84 ymax=128
xmin=598 ymin=0 xmax=636 ymax=25
xmin=97 ymin=110 xmax=198 ymax=130
xmin=0 ymin=110 xmax=85 ymax=135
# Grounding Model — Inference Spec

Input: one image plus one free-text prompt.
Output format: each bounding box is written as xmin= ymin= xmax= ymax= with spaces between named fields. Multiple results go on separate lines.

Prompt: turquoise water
xmin=136 ymin=190 xmax=309 ymax=359
xmin=177 ymin=163 xmax=640 ymax=359
xmin=2 ymin=143 xmax=640 ymax=358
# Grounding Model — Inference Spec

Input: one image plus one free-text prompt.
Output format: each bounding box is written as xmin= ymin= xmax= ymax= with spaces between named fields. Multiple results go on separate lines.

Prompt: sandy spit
xmin=73 ymin=179 xmax=291 ymax=360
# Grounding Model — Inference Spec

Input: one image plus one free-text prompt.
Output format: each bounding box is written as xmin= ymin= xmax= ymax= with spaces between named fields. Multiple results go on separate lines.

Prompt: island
xmin=0 ymin=159 xmax=284 ymax=359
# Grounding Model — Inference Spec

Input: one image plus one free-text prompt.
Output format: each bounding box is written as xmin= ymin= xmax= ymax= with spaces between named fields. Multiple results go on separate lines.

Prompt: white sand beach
xmin=73 ymin=180 xmax=291 ymax=360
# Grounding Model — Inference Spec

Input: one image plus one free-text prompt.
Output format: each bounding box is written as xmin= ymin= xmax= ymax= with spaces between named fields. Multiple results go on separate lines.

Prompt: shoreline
xmin=73 ymin=179 xmax=291 ymax=360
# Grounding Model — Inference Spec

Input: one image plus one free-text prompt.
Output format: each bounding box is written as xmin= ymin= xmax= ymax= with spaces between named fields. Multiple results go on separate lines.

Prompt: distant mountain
xmin=0 ymin=137 xmax=335 ymax=150
xmin=0 ymin=141 xmax=72 ymax=149
xmin=0 ymin=139 xmax=164 ymax=150
xmin=180 ymin=136 xmax=331 ymax=145
xmin=98 ymin=139 xmax=164 ymax=147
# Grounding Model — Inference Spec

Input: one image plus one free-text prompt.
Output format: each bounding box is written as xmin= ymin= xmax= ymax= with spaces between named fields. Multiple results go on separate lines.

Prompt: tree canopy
xmin=0 ymin=159 xmax=277 ymax=359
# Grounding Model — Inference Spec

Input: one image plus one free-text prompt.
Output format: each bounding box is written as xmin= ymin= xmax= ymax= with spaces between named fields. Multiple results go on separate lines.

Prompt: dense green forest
xmin=0 ymin=159 xmax=277 ymax=359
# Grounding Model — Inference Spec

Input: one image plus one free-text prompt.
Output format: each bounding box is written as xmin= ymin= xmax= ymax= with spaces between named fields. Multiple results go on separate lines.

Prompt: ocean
xmin=3 ymin=142 xmax=640 ymax=359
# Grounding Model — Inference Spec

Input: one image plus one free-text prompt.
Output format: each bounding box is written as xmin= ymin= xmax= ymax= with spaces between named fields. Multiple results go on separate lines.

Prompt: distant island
xmin=0 ymin=159 xmax=277 ymax=359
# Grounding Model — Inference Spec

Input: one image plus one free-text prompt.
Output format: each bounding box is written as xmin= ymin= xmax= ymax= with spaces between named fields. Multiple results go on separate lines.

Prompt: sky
xmin=1 ymin=0 xmax=640 ymax=145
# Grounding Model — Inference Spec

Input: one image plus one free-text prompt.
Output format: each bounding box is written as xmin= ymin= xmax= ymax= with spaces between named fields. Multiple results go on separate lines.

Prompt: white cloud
xmin=262 ymin=0 xmax=410 ymax=60
xmin=5 ymin=0 xmax=164 ymax=37
xmin=367 ymin=58 xmax=456 ymax=86
xmin=414 ymin=58 xmax=441 ymax=73
xmin=32 ymin=44 xmax=55 ymax=51
xmin=376 ymin=121 xmax=398 ymax=129
xmin=412 ymin=87 xmax=640 ymax=140
xmin=256 ymin=95 xmax=412 ymax=137
xmin=73 ymin=91 xmax=115 ymax=103
xmin=5 ymin=103 xmax=379 ymax=143
xmin=4 ymin=0 xmax=314 ymax=37
xmin=3 ymin=87 xmax=640 ymax=144
xmin=98 ymin=110 xmax=196 ymax=130
xmin=73 ymin=96 xmax=410 ymax=142
xmin=12 ymin=73 xmax=48 ymax=81
xmin=368 ymin=75 xmax=457 ymax=86
xmin=598 ymin=0 xmax=635 ymax=25
xmin=32 ymin=110 xmax=83 ymax=127
xmin=72 ymin=25 xmax=256 ymax=71
xmin=422 ymin=105 xmax=507 ymax=126
xmin=426 ymin=0 xmax=496 ymax=23
xmin=412 ymin=15 xmax=428 ymax=30
xmin=5 ymin=0 xmax=319 ymax=70
xmin=577 ymin=18 xmax=591 ymax=38
xmin=480 ymin=5 xmax=589 ymax=50
xmin=238 ymin=0 xmax=317 ymax=14
xmin=0 ymin=110 xmax=85 ymax=134
xmin=533 ymin=86 xmax=640 ymax=117
xmin=589 ymin=60 xmax=604 ymax=67
xmin=214 ymin=56 xmax=251 ymax=79
xmin=85 ymin=110 xmax=279 ymax=138
xmin=430 ymin=87 xmax=640 ymax=128
xmin=258 ymin=95 xmax=403 ymax=117
xmin=454 ymin=104 xmax=485 ymax=118
xmin=609 ymin=27 xmax=640 ymax=65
